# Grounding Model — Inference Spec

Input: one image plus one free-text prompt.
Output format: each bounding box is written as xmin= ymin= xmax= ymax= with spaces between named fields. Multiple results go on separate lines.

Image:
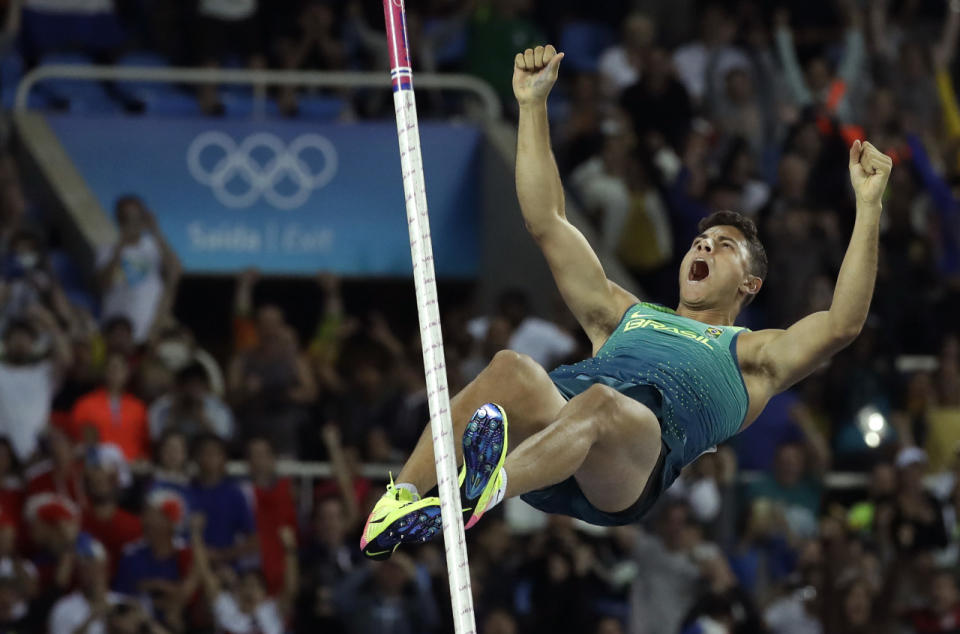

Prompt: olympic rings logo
xmin=186 ymin=131 xmax=338 ymax=210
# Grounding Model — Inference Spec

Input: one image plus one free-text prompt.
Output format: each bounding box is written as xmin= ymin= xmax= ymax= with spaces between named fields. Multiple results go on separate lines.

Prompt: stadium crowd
xmin=0 ymin=0 xmax=959 ymax=633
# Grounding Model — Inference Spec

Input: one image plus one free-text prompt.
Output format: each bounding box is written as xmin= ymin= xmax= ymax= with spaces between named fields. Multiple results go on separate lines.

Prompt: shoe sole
xmin=361 ymin=499 xmax=443 ymax=561
xmin=461 ymin=403 xmax=508 ymax=529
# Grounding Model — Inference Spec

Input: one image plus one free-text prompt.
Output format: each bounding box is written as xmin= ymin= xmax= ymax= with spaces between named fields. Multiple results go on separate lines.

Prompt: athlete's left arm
xmin=741 ymin=140 xmax=892 ymax=394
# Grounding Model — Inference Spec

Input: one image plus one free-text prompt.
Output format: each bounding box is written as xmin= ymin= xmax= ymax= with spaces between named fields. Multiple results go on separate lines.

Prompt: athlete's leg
xmin=396 ymin=350 xmax=566 ymax=493
xmin=503 ymin=383 xmax=662 ymax=513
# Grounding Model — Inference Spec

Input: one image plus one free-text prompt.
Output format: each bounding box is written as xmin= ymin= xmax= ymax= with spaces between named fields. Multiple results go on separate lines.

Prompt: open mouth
xmin=688 ymin=259 xmax=710 ymax=282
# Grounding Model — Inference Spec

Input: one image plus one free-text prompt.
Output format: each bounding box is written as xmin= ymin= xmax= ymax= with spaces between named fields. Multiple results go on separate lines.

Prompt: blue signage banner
xmin=46 ymin=115 xmax=482 ymax=276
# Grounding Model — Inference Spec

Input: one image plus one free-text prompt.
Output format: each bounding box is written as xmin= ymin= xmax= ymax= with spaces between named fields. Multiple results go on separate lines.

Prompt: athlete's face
xmin=678 ymin=225 xmax=761 ymax=311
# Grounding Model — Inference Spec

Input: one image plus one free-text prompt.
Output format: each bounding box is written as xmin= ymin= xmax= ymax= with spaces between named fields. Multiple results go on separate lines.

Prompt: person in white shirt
xmin=191 ymin=514 xmax=298 ymax=634
xmin=467 ymin=289 xmax=577 ymax=369
xmin=0 ymin=303 xmax=72 ymax=461
xmin=671 ymin=5 xmax=748 ymax=106
xmin=597 ymin=12 xmax=656 ymax=97
xmin=97 ymin=196 xmax=181 ymax=345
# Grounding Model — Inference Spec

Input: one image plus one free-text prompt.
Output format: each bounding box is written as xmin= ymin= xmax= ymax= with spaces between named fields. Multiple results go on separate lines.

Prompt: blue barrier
xmin=46 ymin=115 xmax=482 ymax=276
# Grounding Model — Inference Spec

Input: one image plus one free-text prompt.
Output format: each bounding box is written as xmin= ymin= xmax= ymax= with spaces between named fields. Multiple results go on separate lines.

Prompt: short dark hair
xmin=114 ymin=194 xmax=145 ymax=218
xmin=192 ymin=432 xmax=226 ymax=458
xmin=175 ymin=362 xmax=208 ymax=388
xmin=102 ymin=316 xmax=133 ymax=336
xmin=697 ymin=210 xmax=767 ymax=305
xmin=2 ymin=319 xmax=35 ymax=341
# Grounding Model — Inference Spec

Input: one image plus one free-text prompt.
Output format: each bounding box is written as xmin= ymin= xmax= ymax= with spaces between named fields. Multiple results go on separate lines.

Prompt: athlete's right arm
xmin=514 ymin=45 xmax=637 ymax=348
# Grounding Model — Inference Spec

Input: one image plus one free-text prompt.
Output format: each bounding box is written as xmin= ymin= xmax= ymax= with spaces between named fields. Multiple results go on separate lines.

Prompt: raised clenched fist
xmin=513 ymin=44 xmax=564 ymax=106
xmin=849 ymin=140 xmax=893 ymax=207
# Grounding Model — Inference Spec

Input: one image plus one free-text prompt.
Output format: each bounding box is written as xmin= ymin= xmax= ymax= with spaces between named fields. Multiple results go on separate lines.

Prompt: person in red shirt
xmin=23 ymin=493 xmax=81 ymax=591
xmin=25 ymin=426 xmax=85 ymax=507
xmin=904 ymin=569 xmax=960 ymax=634
xmin=81 ymin=445 xmax=141 ymax=575
xmin=0 ymin=439 xmax=23 ymax=529
xmin=70 ymin=353 xmax=149 ymax=462
xmin=245 ymin=437 xmax=297 ymax=595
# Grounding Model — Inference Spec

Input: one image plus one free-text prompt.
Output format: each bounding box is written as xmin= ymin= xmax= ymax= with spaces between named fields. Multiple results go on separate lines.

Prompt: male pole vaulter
xmin=360 ymin=44 xmax=891 ymax=560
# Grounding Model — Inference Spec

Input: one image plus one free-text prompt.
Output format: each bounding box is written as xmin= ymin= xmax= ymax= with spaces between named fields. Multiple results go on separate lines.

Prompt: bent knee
xmin=487 ymin=350 xmax=544 ymax=382
xmin=581 ymin=384 xmax=659 ymax=444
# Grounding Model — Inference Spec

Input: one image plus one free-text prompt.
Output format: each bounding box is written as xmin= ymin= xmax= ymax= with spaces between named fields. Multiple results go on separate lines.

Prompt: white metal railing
xmin=225 ymin=460 xmax=878 ymax=516
xmin=14 ymin=65 xmax=502 ymax=122
xmin=225 ymin=460 xmax=875 ymax=489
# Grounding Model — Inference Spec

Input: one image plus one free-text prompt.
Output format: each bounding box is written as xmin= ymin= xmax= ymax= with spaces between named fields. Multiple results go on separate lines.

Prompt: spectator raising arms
xmin=97 ymin=196 xmax=181 ymax=345
xmin=0 ymin=304 xmax=71 ymax=462
xmin=190 ymin=515 xmax=297 ymax=634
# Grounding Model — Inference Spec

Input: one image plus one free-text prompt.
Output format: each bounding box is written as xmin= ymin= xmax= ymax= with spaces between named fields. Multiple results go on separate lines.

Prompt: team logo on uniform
xmin=705 ymin=327 xmax=724 ymax=339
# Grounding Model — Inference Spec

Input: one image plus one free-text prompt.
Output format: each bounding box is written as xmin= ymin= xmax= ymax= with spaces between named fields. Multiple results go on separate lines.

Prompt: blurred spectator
xmin=597 ymin=12 xmax=655 ymax=97
xmin=620 ymin=47 xmax=693 ymax=153
xmin=97 ymin=316 xmax=138 ymax=369
xmin=148 ymin=362 xmax=234 ymax=445
xmin=97 ymin=196 xmax=181 ymax=345
xmin=467 ymin=289 xmax=576 ymax=370
xmin=626 ymin=502 xmax=702 ymax=634
xmin=25 ymin=426 xmax=84 ymax=505
xmin=273 ymin=1 xmax=347 ymax=115
xmin=190 ymin=514 xmax=296 ymax=634
xmin=681 ymin=552 xmax=762 ymax=634
xmin=847 ymin=461 xmax=897 ymax=537
xmin=345 ymin=0 xmax=474 ymax=116
xmin=747 ymin=413 xmax=830 ymax=539
xmin=774 ymin=4 xmax=866 ymax=125
xmin=229 ymin=271 xmax=316 ymax=456
xmin=47 ymin=533 xmax=121 ymax=634
xmin=244 ymin=436 xmax=296 ymax=596
xmin=150 ymin=325 xmax=225 ymax=396
xmin=0 ymin=438 xmax=21 ymax=526
xmin=464 ymin=0 xmax=542 ymax=108
xmin=329 ymin=321 xmax=404 ymax=456
xmin=147 ymin=430 xmax=191 ymax=510
xmin=0 ymin=229 xmax=76 ymax=336
xmin=888 ymin=447 xmax=948 ymax=555
xmin=671 ymin=5 xmax=744 ymax=106
xmin=570 ymin=119 xmax=674 ymax=268
xmin=0 ymin=555 xmax=43 ymax=632
xmin=112 ymin=489 xmax=193 ymax=628
xmin=102 ymin=601 xmax=172 ymax=634
xmin=70 ymin=352 xmax=149 ymax=462
xmin=191 ymin=0 xmax=266 ymax=115
xmin=298 ymin=493 xmax=359 ymax=603
xmin=0 ymin=305 xmax=71 ymax=461
xmin=312 ymin=423 xmax=363 ymax=524
xmin=900 ymin=569 xmax=960 ymax=634
xmin=728 ymin=499 xmax=797 ymax=602
xmin=80 ymin=445 xmax=141 ymax=574
xmin=187 ymin=434 xmax=256 ymax=566
xmin=667 ymin=448 xmax=737 ymax=540
xmin=24 ymin=491 xmax=81 ymax=592
xmin=333 ymin=551 xmax=441 ymax=634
